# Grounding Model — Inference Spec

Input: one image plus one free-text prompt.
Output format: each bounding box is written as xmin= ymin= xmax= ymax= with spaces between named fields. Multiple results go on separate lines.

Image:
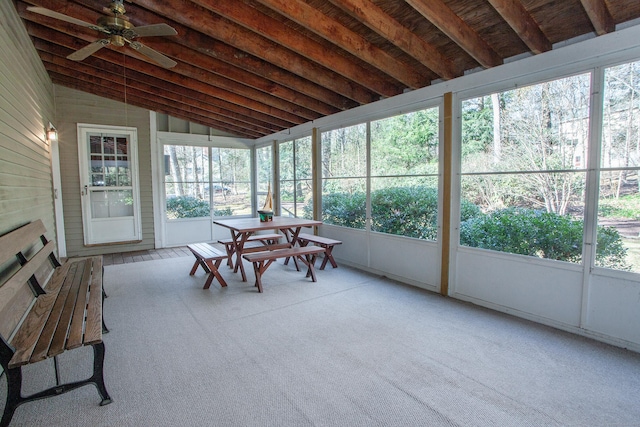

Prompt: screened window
xmin=321 ymin=124 xmax=367 ymax=229
xmin=256 ymin=145 xmax=273 ymax=210
xmin=597 ymin=59 xmax=640 ymax=272
xmin=460 ymin=74 xmax=591 ymax=264
xmin=370 ymin=107 xmax=440 ymax=239
xmin=279 ymin=137 xmax=312 ymax=218
xmin=164 ymin=145 xmax=251 ymax=219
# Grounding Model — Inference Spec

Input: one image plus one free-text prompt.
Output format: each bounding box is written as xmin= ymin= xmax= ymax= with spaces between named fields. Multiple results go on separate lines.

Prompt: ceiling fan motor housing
xmin=98 ymin=15 xmax=134 ymax=46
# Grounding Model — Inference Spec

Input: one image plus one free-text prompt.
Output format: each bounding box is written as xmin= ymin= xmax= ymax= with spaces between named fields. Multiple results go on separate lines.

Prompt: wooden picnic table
xmin=213 ymin=216 xmax=322 ymax=282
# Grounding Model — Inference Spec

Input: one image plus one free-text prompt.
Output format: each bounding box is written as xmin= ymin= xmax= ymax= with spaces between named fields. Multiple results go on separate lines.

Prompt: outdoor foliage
xmin=315 ymin=187 xmax=628 ymax=270
xmin=166 ymin=196 xmax=234 ymax=218
xmin=459 ymin=207 xmax=629 ymax=269
xmin=166 ymin=196 xmax=210 ymax=219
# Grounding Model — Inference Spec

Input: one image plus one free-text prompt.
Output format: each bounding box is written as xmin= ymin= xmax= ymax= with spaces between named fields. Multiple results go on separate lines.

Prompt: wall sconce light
xmin=46 ymin=123 xmax=58 ymax=143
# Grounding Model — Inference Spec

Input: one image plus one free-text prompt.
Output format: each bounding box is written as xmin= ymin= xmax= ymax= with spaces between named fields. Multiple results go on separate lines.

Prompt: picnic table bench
xmin=0 ymin=220 xmax=111 ymax=427
xmin=243 ymin=246 xmax=325 ymax=293
xmin=294 ymin=233 xmax=342 ymax=270
xmin=187 ymin=243 xmax=229 ymax=289
xmin=217 ymin=233 xmax=283 ymax=268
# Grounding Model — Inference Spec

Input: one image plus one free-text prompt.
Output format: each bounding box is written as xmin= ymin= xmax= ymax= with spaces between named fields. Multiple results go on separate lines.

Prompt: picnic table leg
xmin=231 ymin=231 xmax=251 ymax=282
xmin=283 ymin=227 xmax=301 ymax=271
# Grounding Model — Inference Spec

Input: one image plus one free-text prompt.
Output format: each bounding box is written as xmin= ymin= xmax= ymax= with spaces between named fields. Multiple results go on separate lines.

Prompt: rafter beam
xmin=58 ymin=0 xmax=351 ymax=114
xmin=254 ymin=0 xmax=433 ymax=88
xmin=27 ymin=22 xmax=304 ymax=128
xmin=579 ymin=0 xmax=615 ymax=35
xmin=24 ymin=0 xmax=382 ymax=104
xmin=185 ymin=0 xmax=404 ymax=97
xmin=36 ymin=44 xmax=284 ymax=134
xmin=21 ymin=17 xmax=306 ymax=127
xmin=486 ymin=0 xmax=551 ymax=54
xmin=405 ymin=0 xmax=503 ymax=68
xmin=328 ymin=0 xmax=461 ymax=80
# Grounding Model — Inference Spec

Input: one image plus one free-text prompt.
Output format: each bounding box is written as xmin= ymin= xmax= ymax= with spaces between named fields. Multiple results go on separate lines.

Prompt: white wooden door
xmin=78 ymin=124 xmax=142 ymax=245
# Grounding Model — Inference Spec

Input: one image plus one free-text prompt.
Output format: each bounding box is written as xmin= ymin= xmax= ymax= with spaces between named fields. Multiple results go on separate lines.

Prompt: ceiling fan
xmin=27 ymin=0 xmax=178 ymax=68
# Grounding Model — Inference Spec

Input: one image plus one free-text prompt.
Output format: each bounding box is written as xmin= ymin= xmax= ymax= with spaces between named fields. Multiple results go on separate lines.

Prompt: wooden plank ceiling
xmin=15 ymin=0 xmax=640 ymax=139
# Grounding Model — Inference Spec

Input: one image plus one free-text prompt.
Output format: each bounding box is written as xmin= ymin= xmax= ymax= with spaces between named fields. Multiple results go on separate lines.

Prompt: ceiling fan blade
xmin=130 ymin=23 xmax=177 ymax=38
xmin=129 ymin=41 xmax=177 ymax=68
xmin=26 ymin=6 xmax=109 ymax=34
xmin=67 ymin=39 xmax=110 ymax=61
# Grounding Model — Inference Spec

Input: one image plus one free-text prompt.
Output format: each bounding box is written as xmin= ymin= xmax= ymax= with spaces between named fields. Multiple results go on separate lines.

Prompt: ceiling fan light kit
xmin=27 ymin=0 xmax=177 ymax=68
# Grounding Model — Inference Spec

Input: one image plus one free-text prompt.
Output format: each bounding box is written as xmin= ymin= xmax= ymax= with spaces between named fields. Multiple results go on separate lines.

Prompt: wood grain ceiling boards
xmin=15 ymin=0 xmax=640 ymax=138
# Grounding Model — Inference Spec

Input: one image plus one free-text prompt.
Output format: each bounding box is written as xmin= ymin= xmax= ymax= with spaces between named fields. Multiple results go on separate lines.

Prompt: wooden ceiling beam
xmin=123 ymin=0 xmax=387 ymax=103
xmin=486 ymin=0 xmax=552 ymax=54
xmin=22 ymin=18 xmax=305 ymax=127
xmin=405 ymin=0 xmax=503 ymax=68
xmin=28 ymin=33 xmax=298 ymax=133
xmin=139 ymin=38 xmax=325 ymax=120
xmin=579 ymin=0 xmax=615 ymax=35
xmin=254 ymin=0 xmax=433 ymax=88
xmin=47 ymin=72 xmax=265 ymax=138
xmin=328 ymin=0 xmax=461 ymax=80
xmin=23 ymin=0 xmax=378 ymax=104
xmin=36 ymin=46 xmax=284 ymax=134
xmin=53 ymin=0 xmax=344 ymax=116
xmin=185 ymin=0 xmax=404 ymax=97
xmin=20 ymin=4 xmax=315 ymax=124
xmin=44 ymin=62 xmax=270 ymax=137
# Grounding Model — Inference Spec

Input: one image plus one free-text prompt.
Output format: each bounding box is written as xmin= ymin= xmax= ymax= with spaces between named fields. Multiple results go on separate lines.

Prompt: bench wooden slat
xmin=189 ymin=243 xmax=227 ymax=260
xmin=0 ymin=240 xmax=56 ymax=313
xmin=50 ymin=259 xmax=88 ymax=357
xmin=0 ymin=220 xmax=47 ymax=265
xmin=83 ymin=257 xmax=104 ymax=346
xmin=218 ymin=233 xmax=282 ymax=245
xmin=8 ymin=261 xmax=72 ymax=368
xmin=30 ymin=262 xmax=79 ymax=363
xmin=66 ymin=259 xmax=92 ymax=350
xmin=243 ymin=246 xmax=325 ymax=263
xmin=297 ymin=233 xmax=342 ymax=246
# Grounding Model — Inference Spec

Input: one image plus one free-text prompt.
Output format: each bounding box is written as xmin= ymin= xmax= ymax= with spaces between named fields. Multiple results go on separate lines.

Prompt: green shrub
xmin=460 ymin=207 xmax=629 ymax=269
xmin=308 ymin=188 xmax=629 ymax=270
xmin=316 ymin=191 xmax=366 ymax=229
xmin=371 ymin=186 xmax=438 ymax=239
xmin=166 ymin=196 xmax=210 ymax=219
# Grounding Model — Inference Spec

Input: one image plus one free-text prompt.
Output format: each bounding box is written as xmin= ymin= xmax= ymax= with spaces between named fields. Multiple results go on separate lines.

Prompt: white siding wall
xmin=0 ymin=2 xmax=56 ymax=241
xmin=55 ymin=86 xmax=155 ymax=256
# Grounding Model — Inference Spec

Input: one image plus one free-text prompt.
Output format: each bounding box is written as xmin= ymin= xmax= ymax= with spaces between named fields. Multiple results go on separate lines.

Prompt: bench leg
xmin=319 ymin=245 xmax=338 ymax=270
xmin=1 ymin=366 xmax=22 ymax=427
xmin=203 ymin=259 xmax=228 ymax=289
xmin=251 ymin=260 xmax=275 ymax=293
xmin=0 ymin=342 xmax=112 ymax=427
xmin=189 ymin=258 xmax=202 ymax=276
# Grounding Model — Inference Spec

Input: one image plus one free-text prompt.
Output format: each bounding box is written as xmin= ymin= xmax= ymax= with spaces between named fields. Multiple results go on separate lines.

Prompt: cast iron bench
xmin=243 ymin=246 xmax=326 ymax=293
xmin=187 ymin=243 xmax=229 ymax=289
xmin=0 ymin=220 xmax=111 ymax=427
xmin=218 ymin=233 xmax=282 ymax=268
xmin=296 ymin=233 xmax=342 ymax=269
